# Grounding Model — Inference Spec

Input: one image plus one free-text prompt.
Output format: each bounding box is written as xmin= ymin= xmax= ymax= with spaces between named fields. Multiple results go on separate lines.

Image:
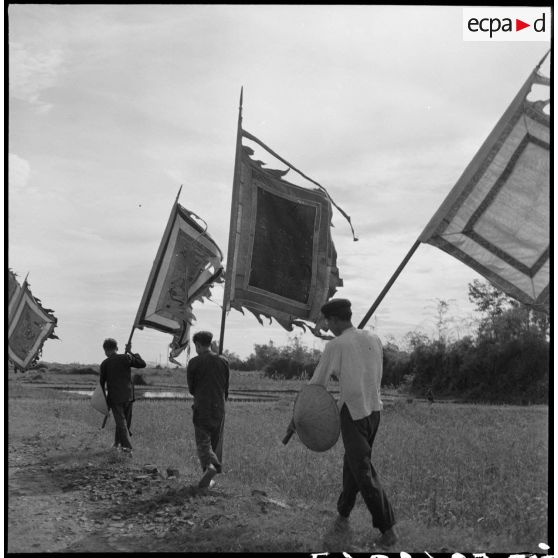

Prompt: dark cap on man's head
xmin=320 ymin=298 xmax=352 ymax=318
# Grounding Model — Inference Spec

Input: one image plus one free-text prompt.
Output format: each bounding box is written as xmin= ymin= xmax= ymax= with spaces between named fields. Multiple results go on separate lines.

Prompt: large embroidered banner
xmin=419 ymin=60 xmax=549 ymax=311
xmin=8 ymin=272 xmax=58 ymax=370
xmin=224 ymin=134 xmax=344 ymax=334
xmin=8 ymin=269 xmax=22 ymax=323
xmin=134 ymin=202 xmax=223 ymax=363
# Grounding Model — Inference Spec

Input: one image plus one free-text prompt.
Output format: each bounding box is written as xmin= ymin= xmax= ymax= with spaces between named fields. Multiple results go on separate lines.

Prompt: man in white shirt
xmin=309 ymin=298 xmax=398 ymax=549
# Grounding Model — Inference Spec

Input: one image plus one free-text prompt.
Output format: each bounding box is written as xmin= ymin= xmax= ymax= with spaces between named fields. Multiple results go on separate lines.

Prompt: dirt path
xmin=7 ymin=431 xmax=347 ymax=553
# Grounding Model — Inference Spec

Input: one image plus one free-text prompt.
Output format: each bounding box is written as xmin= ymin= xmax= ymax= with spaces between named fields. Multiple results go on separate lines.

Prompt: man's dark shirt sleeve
xmin=187 ymin=358 xmax=198 ymax=396
xmin=222 ymin=357 xmax=230 ymax=401
xmin=128 ymin=353 xmax=146 ymax=369
xmin=100 ymin=360 xmax=107 ymax=391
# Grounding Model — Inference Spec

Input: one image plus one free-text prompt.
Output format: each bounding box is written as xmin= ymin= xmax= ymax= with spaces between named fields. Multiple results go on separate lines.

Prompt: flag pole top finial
xmin=536 ymin=49 xmax=550 ymax=71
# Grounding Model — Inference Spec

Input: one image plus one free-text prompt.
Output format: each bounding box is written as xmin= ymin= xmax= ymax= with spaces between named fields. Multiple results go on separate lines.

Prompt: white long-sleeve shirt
xmin=309 ymin=327 xmax=383 ymax=420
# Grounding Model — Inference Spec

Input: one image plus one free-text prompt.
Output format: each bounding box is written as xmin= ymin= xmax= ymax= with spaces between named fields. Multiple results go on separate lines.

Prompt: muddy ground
xmin=7 ymin=432 xmax=356 ymax=553
xmin=7 ymin=387 xmax=388 ymax=555
xmin=9 ymin=380 xmax=539 ymax=554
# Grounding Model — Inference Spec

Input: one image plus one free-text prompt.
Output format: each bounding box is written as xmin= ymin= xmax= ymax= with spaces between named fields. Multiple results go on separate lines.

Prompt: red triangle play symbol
xmin=516 ymin=19 xmax=530 ymax=31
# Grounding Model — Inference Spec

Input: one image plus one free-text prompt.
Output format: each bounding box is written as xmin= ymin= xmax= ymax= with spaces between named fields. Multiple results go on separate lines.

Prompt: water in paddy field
xmin=56 ymin=388 xmax=444 ymax=406
xmin=45 ymin=385 xmax=459 ymax=406
xmin=64 ymin=389 xmax=192 ymax=399
xmin=58 ymin=387 xmax=280 ymax=402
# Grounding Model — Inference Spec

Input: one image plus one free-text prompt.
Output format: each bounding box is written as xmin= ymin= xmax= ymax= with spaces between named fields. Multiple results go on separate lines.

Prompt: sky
xmin=7 ymin=5 xmax=551 ymax=366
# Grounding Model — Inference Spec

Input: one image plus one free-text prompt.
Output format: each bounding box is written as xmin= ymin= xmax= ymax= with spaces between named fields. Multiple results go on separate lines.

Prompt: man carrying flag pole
xmin=309 ymin=298 xmax=398 ymax=550
xmin=100 ymin=337 xmax=146 ymax=453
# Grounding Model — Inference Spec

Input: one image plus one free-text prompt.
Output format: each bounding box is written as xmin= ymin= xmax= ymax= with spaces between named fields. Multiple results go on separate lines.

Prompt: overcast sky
xmin=8 ymin=5 xmax=550 ymax=365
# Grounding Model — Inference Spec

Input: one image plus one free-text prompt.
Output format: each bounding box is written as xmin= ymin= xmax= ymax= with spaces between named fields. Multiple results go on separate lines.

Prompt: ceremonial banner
xmin=134 ymin=202 xmax=224 ymax=363
xmin=8 ymin=277 xmax=58 ymax=370
xmin=419 ymin=61 xmax=549 ymax=311
xmin=224 ymin=131 xmax=344 ymax=334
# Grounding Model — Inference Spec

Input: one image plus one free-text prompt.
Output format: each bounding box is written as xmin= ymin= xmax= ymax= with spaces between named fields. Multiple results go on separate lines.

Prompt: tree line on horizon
xmin=223 ymin=279 xmax=549 ymax=405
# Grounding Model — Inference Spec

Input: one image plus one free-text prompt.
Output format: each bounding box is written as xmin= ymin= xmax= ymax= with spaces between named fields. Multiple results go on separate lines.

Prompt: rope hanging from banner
xmin=242 ymin=129 xmax=358 ymax=242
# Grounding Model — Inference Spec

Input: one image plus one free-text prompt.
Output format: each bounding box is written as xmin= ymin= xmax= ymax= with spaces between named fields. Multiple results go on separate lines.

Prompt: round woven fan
xmin=90 ymin=383 xmax=109 ymax=416
xmin=293 ymin=384 xmax=340 ymax=452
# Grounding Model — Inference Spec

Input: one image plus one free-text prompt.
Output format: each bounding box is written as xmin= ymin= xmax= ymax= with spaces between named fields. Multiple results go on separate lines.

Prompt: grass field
xmin=145 ymin=399 xmax=548 ymax=548
xmin=8 ymin=369 xmax=548 ymax=551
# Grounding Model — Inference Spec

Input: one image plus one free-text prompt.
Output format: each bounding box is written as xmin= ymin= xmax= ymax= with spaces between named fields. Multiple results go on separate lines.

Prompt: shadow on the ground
xmin=90 ymin=482 xmax=231 ymax=521
xmin=37 ymin=448 xmax=111 ymax=466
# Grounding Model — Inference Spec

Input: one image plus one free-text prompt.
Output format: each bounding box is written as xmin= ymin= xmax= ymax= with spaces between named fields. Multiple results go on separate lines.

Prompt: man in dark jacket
xmin=187 ymin=331 xmax=230 ymax=488
xmin=100 ymin=338 xmax=146 ymax=453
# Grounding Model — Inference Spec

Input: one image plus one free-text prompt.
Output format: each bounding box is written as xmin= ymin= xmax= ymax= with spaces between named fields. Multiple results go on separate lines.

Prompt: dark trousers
xmin=111 ymin=401 xmax=133 ymax=449
xmin=337 ymin=404 xmax=395 ymax=533
xmin=194 ymin=414 xmax=224 ymax=473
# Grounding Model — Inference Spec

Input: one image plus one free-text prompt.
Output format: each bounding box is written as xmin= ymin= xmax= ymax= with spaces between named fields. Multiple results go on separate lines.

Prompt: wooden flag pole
xmin=536 ymin=48 xmax=550 ymax=71
xmin=175 ymin=184 xmax=183 ymax=203
xmin=218 ymin=87 xmax=244 ymax=355
xmin=125 ymin=327 xmax=136 ymax=353
xmin=357 ymin=239 xmax=421 ymax=329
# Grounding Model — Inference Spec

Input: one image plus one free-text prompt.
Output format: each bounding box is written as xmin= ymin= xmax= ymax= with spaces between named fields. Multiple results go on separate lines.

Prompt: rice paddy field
xmin=7 ymin=366 xmax=549 ymax=552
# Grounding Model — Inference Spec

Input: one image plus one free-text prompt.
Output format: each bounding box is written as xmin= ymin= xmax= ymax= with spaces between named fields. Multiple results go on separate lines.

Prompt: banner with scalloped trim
xmin=224 ymin=137 xmax=344 ymax=335
xmin=420 ymin=61 xmax=549 ymax=311
xmin=8 ymin=273 xmax=58 ymax=370
xmin=134 ymin=203 xmax=223 ymax=364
